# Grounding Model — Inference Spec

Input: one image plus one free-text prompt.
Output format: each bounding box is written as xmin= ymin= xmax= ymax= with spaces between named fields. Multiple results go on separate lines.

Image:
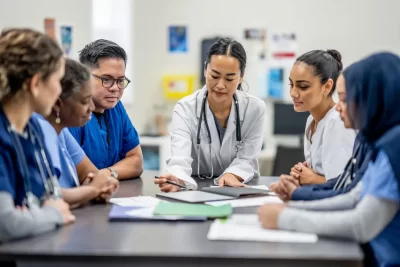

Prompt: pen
xmin=154 ymin=176 xmax=187 ymax=189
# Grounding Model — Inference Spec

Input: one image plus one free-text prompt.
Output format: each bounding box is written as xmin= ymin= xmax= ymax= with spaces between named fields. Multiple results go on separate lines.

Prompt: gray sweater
xmin=0 ymin=192 xmax=63 ymax=243
xmin=278 ymin=183 xmax=399 ymax=243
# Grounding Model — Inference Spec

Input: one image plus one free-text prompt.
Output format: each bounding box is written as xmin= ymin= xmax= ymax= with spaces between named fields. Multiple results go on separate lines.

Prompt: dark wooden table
xmin=0 ymin=171 xmax=363 ymax=267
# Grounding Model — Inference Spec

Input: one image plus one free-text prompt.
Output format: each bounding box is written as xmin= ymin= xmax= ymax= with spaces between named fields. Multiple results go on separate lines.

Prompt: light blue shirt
xmin=361 ymin=150 xmax=400 ymax=267
xmin=57 ymin=129 xmax=85 ymax=187
xmin=36 ymin=116 xmax=85 ymax=188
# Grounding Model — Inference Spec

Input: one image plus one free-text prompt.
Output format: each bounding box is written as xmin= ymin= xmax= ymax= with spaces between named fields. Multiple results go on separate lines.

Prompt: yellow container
xmin=162 ymin=74 xmax=196 ymax=100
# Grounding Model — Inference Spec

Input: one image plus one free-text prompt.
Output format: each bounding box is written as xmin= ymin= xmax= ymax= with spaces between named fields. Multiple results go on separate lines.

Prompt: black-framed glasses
xmin=92 ymin=73 xmax=131 ymax=89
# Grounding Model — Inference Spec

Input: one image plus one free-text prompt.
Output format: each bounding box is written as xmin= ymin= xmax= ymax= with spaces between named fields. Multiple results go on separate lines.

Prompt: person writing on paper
xmin=258 ymin=53 xmax=400 ymax=267
xmin=155 ymin=38 xmax=266 ymax=191
xmin=36 ymin=58 xmax=119 ymax=207
xmin=270 ymin=50 xmax=355 ymax=191
xmin=0 ymin=28 xmax=74 ymax=243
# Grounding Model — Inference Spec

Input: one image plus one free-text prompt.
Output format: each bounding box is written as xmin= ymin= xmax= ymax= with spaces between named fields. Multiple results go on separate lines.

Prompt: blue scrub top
xmin=0 ymin=108 xmax=57 ymax=206
xmin=37 ymin=115 xmax=85 ymax=188
xmin=68 ymin=101 xmax=140 ymax=169
xmin=360 ymin=150 xmax=400 ymax=267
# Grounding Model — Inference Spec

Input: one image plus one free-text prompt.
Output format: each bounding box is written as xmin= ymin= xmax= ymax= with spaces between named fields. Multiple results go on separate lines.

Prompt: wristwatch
xmin=108 ymin=167 xmax=118 ymax=179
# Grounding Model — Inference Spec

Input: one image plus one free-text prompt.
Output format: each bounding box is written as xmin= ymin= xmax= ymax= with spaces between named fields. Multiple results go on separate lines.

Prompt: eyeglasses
xmin=92 ymin=73 xmax=131 ymax=89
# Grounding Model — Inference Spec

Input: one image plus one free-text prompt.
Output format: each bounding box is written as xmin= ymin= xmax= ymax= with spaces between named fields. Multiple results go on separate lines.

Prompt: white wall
xmin=131 ymin=0 xmax=400 ymax=150
xmin=92 ymin=0 xmax=134 ymax=105
xmin=2 ymin=0 xmax=400 ymax=151
xmin=0 ymin=0 xmax=92 ymax=60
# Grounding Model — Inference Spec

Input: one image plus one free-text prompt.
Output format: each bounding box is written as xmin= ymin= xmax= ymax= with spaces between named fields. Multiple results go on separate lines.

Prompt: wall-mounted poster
xmin=60 ymin=25 xmax=72 ymax=56
xmin=168 ymin=26 xmax=187 ymax=53
xmin=267 ymin=68 xmax=284 ymax=99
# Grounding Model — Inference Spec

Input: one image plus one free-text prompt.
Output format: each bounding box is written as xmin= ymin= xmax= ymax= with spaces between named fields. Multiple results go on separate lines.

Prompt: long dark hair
xmin=296 ymin=49 xmax=343 ymax=96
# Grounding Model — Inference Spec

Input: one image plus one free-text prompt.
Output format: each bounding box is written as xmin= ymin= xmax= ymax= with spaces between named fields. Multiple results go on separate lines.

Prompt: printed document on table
xmin=207 ymin=214 xmax=318 ymax=243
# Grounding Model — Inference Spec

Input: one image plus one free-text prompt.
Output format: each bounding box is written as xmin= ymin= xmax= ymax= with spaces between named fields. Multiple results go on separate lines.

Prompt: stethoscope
xmin=196 ymin=90 xmax=243 ymax=179
xmin=8 ymin=122 xmax=62 ymax=208
xmin=333 ymin=142 xmax=362 ymax=190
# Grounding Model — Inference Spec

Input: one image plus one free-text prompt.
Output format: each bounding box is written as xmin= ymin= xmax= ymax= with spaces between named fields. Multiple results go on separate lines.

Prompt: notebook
xmin=153 ymin=201 xmax=232 ymax=218
xmin=156 ymin=186 xmax=270 ymax=203
xmin=108 ymin=205 xmax=207 ymax=221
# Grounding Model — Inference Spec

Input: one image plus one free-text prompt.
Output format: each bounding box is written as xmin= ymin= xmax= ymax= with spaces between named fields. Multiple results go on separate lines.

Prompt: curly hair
xmin=0 ymin=28 xmax=64 ymax=101
xmin=60 ymin=58 xmax=91 ymax=100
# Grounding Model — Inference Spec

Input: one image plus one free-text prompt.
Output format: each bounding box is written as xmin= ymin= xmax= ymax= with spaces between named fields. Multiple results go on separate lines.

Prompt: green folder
xmin=153 ymin=202 xmax=232 ymax=218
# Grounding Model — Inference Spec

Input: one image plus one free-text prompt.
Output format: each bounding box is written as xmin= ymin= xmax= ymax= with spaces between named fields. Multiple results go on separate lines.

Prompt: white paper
xmin=109 ymin=196 xmax=161 ymax=207
xmin=208 ymin=215 xmax=318 ymax=243
xmin=205 ymin=196 xmax=283 ymax=207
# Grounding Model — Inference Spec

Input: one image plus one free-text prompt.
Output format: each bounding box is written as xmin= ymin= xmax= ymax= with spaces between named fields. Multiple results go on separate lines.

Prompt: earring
xmin=55 ymin=111 xmax=61 ymax=124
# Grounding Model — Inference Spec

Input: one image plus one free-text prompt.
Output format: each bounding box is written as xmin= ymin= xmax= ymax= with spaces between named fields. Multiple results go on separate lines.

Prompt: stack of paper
xmin=207 ymin=214 xmax=318 ymax=243
xmin=109 ymin=196 xmax=161 ymax=207
xmin=108 ymin=196 xmax=232 ymax=221
xmin=109 ymin=205 xmax=207 ymax=221
xmin=108 ymin=196 xmax=206 ymax=221
xmin=205 ymin=195 xmax=283 ymax=208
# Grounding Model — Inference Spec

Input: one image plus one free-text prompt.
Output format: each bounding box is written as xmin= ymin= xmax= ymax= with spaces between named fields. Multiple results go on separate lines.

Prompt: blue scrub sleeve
xmin=68 ymin=127 xmax=83 ymax=146
xmin=292 ymin=178 xmax=338 ymax=200
xmin=61 ymin=129 xmax=85 ymax=166
xmin=361 ymin=150 xmax=400 ymax=202
xmin=120 ymin=103 xmax=140 ymax=155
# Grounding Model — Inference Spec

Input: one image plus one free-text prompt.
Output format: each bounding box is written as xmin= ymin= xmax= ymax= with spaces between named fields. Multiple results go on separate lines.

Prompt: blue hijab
xmin=343 ymin=52 xmax=400 ymax=183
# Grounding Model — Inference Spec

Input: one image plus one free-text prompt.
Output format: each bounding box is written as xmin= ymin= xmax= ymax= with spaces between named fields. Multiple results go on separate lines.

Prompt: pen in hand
xmin=154 ymin=176 xmax=187 ymax=190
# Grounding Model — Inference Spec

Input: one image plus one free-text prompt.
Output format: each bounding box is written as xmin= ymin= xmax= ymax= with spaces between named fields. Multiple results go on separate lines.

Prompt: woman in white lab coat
xmin=272 ymin=50 xmax=356 ymax=191
xmin=155 ymin=38 xmax=266 ymax=191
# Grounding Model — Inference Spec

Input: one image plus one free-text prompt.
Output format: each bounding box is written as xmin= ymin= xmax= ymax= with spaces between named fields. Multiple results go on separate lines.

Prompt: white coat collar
xmin=195 ymin=86 xmax=246 ymax=122
xmin=195 ymin=86 xmax=248 ymax=169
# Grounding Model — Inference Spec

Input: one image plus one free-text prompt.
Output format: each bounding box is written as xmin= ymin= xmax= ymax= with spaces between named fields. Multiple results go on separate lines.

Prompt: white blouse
xmin=304 ymin=106 xmax=356 ymax=180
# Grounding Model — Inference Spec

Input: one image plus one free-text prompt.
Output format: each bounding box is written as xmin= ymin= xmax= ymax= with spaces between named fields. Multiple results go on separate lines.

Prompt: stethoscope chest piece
xmin=235 ymin=141 xmax=243 ymax=152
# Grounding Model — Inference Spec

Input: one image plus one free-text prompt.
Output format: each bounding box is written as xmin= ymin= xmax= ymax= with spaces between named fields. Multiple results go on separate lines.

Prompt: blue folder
xmin=108 ymin=205 xmax=207 ymax=221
